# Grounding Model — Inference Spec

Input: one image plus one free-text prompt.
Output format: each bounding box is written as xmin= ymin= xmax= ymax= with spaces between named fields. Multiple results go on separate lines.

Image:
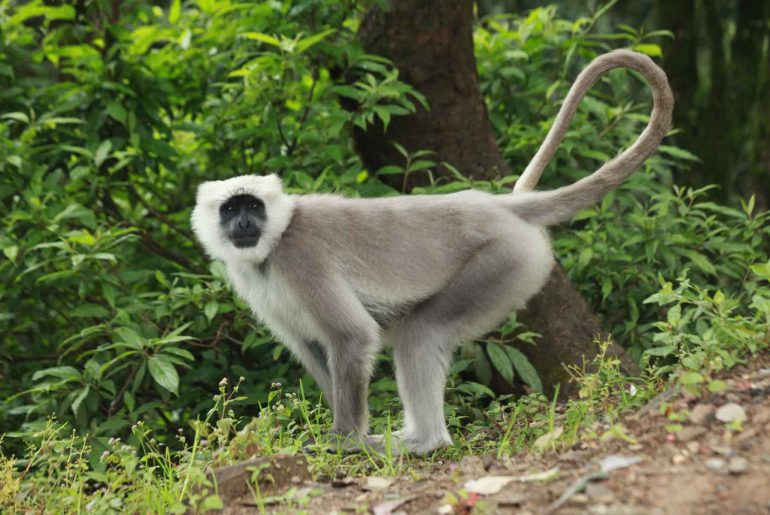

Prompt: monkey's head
xmin=191 ymin=174 xmax=295 ymax=264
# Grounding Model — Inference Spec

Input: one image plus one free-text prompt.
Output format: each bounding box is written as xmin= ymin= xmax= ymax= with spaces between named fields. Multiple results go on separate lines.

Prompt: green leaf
xmin=71 ymin=386 xmax=90 ymax=416
xmin=32 ymin=366 xmax=81 ymax=382
xmin=679 ymin=371 xmax=704 ymax=385
xmin=72 ymin=303 xmax=110 ymax=318
xmin=204 ymin=301 xmax=218 ymax=322
xmin=376 ymin=165 xmax=404 ymax=176
xmin=678 ymin=249 xmax=717 ymax=275
xmin=115 ymin=327 xmax=144 ymax=349
xmin=168 ymin=0 xmax=181 ymax=23
xmin=296 ymin=29 xmax=335 ymax=53
xmin=505 ymin=347 xmax=543 ymax=392
xmin=644 ymin=345 xmax=675 ymax=357
xmin=707 ymin=380 xmax=727 ymax=394
xmin=200 ymin=495 xmax=224 ymax=511
xmin=1 ymin=112 xmax=29 ymax=124
xmin=163 ymin=347 xmax=195 ymax=362
xmin=456 ymin=382 xmax=495 ymax=398
xmin=487 ymin=342 xmax=514 ymax=384
xmin=94 ymin=140 xmax=112 ymax=167
xmin=632 ymin=43 xmax=662 ymax=57
xmin=243 ymin=32 xmax=281 ymax=47
xmin=148 ymin=355 xmax=179 ymax=395
xmin=658 ymin=145 xmax=700 ymax=162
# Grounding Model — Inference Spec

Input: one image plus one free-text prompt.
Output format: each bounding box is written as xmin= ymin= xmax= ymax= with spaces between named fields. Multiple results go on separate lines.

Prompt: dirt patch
xmin=216 ymin=354 xmax=770 ymax=514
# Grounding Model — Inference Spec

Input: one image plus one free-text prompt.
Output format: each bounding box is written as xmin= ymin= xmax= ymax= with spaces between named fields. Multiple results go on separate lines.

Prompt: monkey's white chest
xmin=225 ymin=262 xmax=320 ymax=348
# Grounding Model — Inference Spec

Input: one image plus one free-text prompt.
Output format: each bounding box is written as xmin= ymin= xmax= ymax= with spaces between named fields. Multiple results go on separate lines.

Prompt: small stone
xmin=363 ymin=476 xmax=394 ymax=491
xmin=332 ymin=476 xmax=356 ymax=488
xmin=705 ymin=458 xmax=727 ymax=471
xmin=628 ymin=444 xmax=643 ymax=452
xmin=677 ymin=426 xmax=707 ymax=443
xmin=714 ymin=446 xmax=736 ymax=457
xmin=689 ymin=404 xmax=716 ymax=425
xmin=533 ymin=426 xmax=564 ymax=451
xmin=586 ymin=482 xmax=615 ymax=503
xmin=571 ymin=493 xmax=590 ymax=504
xmin=686 ymin=441 xmax=700 ymax=454
xmin=672 ymin=454 xmax=686 ymax=464
xmin=715 ymin=403 xmax=747 ymax=424
xmin=753 ymin=407 xmax=770 ymax=425
xmin=726 ymin=393 xmax=741 ymax=403
xmin=727 ymin=456 xmax=749 ymax=475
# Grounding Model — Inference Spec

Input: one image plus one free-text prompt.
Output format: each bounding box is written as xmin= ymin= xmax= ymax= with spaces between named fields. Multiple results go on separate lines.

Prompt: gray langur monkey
xmin=191 ymin=49 xmax=673 ymax=454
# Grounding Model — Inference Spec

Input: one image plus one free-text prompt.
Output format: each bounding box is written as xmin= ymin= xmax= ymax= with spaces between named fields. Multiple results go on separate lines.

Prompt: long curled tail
xmin=506 ymin=49 xmax=674 ymax=227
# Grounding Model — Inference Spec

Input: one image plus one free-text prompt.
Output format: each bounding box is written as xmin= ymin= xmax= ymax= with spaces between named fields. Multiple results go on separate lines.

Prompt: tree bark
xmin=356 ymin=0 xmax=506 ymax=189
xmin=355 ymin=0 xmax=638 ymax=398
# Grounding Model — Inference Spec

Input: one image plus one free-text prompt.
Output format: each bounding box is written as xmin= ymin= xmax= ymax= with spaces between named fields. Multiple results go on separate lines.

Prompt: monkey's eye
xmin=223 ymin=204 xmax=235 ymax=213
xmin=250 ymin=202 xmax=259 ymax=210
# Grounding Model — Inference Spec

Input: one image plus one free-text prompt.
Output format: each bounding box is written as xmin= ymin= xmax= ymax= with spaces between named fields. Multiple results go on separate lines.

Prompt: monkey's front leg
xmin=327 ymin=330 xmax=378 ymax=437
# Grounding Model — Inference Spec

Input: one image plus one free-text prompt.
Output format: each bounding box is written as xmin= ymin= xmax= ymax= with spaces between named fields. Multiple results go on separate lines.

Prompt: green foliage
xmin=0 ymin=0 xmax=422 ymax=449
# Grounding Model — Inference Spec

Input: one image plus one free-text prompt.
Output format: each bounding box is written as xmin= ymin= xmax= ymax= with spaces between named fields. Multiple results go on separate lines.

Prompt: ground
xmin=214 ymin=354 xmax=770 ymax=514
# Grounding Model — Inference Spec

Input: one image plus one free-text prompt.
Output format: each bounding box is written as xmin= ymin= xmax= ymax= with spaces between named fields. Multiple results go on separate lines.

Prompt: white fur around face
xmin=191 ymin=174 xmax=295 ymax=265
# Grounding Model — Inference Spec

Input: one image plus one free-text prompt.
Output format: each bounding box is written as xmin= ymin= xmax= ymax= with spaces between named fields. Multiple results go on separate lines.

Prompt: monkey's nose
xmin=238 ymin=218 xmax=250 ymax=229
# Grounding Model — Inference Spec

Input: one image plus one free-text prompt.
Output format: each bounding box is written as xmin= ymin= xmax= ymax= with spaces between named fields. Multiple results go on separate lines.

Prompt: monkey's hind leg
xmin=387 ymin=237 xmax=551 ymax=455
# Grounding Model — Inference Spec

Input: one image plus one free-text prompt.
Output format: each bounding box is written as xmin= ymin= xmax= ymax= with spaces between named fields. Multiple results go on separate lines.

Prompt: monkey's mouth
xmin=232 ymin=236 xmax=260 ymax=248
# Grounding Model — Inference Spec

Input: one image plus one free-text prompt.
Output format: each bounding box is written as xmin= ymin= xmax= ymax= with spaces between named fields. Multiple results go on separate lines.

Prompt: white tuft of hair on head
xmin=191 ymin=174 xmax=295 ymax=265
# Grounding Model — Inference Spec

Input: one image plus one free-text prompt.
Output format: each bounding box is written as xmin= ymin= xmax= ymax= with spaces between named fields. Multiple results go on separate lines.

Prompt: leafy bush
xmin=0 ymin=0 xmax=422 ymax=449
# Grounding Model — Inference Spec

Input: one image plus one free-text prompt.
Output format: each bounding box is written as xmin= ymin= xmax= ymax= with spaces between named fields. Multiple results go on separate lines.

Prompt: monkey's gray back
xmin=265 ymin=190 xmax=554 ymax=333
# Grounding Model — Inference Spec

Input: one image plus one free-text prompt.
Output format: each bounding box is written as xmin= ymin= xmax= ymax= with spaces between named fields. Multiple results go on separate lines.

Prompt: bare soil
xmin=219 ymin=353 xmax=770 ymax=514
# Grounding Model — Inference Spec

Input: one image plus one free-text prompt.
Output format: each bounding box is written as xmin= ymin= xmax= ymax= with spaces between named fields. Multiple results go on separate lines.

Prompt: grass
xmin=0 ymin=339 xmax=657 ymax=514
xmin=2 ymin=260 xmax=768 ymax=513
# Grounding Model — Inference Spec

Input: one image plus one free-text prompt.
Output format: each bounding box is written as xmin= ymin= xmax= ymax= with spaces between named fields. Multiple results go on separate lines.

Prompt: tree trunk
xmin=356 ymin=0 xmax=506 ymax=189
xmin=355 ymin=0 xmax=638 ymax=398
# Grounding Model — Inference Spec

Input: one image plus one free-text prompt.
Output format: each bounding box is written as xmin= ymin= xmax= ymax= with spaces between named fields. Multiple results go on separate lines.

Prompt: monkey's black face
xmin=219 ymin=194 xmax=266 ymax=248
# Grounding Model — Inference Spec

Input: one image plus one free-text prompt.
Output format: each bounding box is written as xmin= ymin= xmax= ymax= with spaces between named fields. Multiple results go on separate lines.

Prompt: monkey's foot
xmin=364 ymin=431 xmax=451 ymax=456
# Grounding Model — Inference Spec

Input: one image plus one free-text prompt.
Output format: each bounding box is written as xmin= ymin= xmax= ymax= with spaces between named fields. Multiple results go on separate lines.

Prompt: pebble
xmin=715 ymin=403 xmax=747 ymax=424
xmin=727 ymin=456 xmax=749 ymax=475
xmin=753 ymin=407 xmax=770 ymax=425
xmin=689 ymin=404 xmax=716 ymax=425
xmin=363 ymin=476 xmax=394 ymax=491
xmin=571 ymin=493 xmax=590 ymax=504
xmin=672 ymin=454 xmax=686 ymax=464
xmin=705 ymin=458 xmax=727 ymax=471
xmin=677 ymin=426 xmax=706 ymax=443
xmin=586 ymin=482 xmax=615 ymax=503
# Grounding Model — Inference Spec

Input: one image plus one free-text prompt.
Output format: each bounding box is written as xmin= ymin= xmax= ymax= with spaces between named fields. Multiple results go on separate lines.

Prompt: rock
xmin=599 ymin=455 xmax=642 ymax=473
xmin=464 ymin=475 xmax=515 ymax=495
xmin=753 ymin=406 xmax=770 ymax=425
xmin=586 ymin=482 xmax=615 ymax=503
xmin=727 ymin=456 xmax=749 ymax=475
xmin=672 ymin=454 xmax=686 ymax=464
xmin=689 ymin=404 xmax=716 ymax=425
xmin=533 ymin=426 xmax=564 ymax=451
xmin=715 ymin=403 xmax=747 ymax=424
xmin=677 ymin=426 xmax=707 ymax=443
xmin=363 ymin=476 xmax=394 ymax=491
xmin=726 ymin=393 xmax=741 ymax=403
xmin=332 ymin=476 xmax=357 ymax=488
xmin=705 ymin=458 xmax=727 ymax=471
xmin=208 ymin=454 xmax=310 ymax=502
xmin=571 ymin=493 xmax=590 ymax=504
xmin=497 ymin=492 xmax=528 ymax=507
